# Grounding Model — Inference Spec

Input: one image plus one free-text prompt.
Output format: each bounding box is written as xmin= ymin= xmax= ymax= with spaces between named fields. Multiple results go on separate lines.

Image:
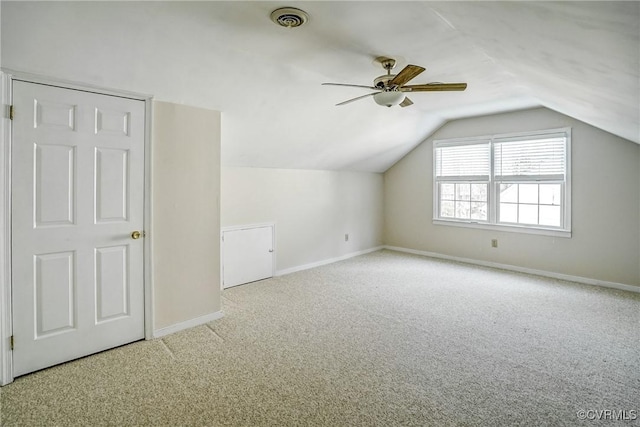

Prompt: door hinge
xmin=10 ymin=335 xmax=14 ymax=350
xmin=9 ymin=105 xmax=14 ymax=121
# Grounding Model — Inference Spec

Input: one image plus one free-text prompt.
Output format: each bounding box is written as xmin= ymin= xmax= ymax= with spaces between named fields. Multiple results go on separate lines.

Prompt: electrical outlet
xmin=345 ymin=233 xmax=349 ymax=242
xmin=491 ymin=239 xmax=498 ymax=248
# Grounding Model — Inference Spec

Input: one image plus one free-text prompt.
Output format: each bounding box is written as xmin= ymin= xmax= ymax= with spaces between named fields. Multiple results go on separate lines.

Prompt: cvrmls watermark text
xmin=576 ymin=409 xmax=637 ymax=421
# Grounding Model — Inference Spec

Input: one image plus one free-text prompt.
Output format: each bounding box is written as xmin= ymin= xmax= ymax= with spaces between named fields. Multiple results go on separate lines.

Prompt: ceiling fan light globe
xmin=373 ymin=91 xmax=404 ymax=107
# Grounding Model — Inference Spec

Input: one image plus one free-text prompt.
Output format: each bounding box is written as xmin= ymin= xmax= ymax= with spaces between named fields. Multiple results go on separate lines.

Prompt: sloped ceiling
xmin=2 ymin=1 xmax=638 ymax=172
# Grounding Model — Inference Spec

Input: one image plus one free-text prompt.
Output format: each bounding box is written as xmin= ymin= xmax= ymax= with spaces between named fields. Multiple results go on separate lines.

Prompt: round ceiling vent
xmin=270 ymin=7 xmax=309 ymax=28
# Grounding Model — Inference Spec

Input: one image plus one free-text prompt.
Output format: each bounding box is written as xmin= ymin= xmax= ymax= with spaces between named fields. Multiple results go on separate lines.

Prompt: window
xmin=433 ymin=128 xmax=571 ymax=236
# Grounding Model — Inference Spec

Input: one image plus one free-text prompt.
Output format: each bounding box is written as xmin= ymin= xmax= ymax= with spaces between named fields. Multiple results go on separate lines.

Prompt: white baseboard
xmin=276 ymin=246 xmax=385 ymax=276
xmin=384 ymin=246 xmax=640 ymax=294
xmin=153 ymin=310 xmax=224 ymax=339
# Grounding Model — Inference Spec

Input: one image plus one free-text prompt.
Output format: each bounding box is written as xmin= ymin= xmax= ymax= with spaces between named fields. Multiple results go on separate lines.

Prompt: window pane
xmin=500 ymin=184 xmax=517 ymax=203
xmin=539 ymin=184 xmax=561 ymax=205
xmin=471 ymin=183 xmax=487 ymax=201
xmin=470 ymin=202 xmax=487 ymax=220
xmin=540 ymin=205 xmax=561 ymax=227
xmin=440 ymin=201 xmax=455 ymax=218
xmin=519 ymin=184 xmax=539 ymax=204
xmin=441 ymin=183 xmax=455 ymax=200
xmin=455 ymin=201 xmax=470 ymax=219
xmin=499 ymin=203 xmax=517 ymax=223
xmin=456 ymin=183 xmax=471 ymax=201
xmin=519 ymin=204 xmax=538 ymax=224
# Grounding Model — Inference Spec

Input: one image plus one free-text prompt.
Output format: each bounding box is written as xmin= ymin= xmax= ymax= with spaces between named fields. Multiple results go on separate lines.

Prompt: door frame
xmin=0 ymin=69 xmax=155 ymax=385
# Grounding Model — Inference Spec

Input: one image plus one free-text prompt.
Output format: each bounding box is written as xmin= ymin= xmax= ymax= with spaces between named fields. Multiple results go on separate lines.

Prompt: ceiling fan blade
xmin=322 ymin=83 xmax=377 ymax=90
xmin=399 ymin=97 xmax=413 ymax=108
xmin=402 ymin=83 xmax=468 ymax=92
xmin=389 ymin=65 xmax=426 ymax=87
xmin=336 ymin=92 xmax=377 ymax=106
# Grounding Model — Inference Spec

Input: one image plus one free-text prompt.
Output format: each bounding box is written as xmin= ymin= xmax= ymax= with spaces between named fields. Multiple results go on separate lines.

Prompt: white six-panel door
xmin=11 ymin=81 xmax=145 ymax=377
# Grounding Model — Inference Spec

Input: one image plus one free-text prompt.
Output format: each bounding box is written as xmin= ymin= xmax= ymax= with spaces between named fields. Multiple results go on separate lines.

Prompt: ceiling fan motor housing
xmin=374 ymin=74 xmax=396 ymax=89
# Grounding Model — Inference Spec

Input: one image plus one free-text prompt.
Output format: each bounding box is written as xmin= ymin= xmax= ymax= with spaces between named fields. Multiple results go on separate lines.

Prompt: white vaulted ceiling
xmin=2 ymin=1 xmax=638 ymax=172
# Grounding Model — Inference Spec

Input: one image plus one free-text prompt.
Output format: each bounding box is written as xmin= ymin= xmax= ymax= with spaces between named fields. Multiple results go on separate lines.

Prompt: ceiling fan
xmin=322 ymin=56 xmax=467 ymax=108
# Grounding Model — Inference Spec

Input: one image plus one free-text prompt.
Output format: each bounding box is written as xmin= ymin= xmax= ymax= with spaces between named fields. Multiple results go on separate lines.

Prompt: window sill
xmin=432 ymin=219 xmax=571 ymax=238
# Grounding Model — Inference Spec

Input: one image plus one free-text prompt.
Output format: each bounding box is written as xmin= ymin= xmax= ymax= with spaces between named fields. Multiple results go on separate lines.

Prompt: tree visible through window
xmin=434 ymin=129 xmax=570 ymax=234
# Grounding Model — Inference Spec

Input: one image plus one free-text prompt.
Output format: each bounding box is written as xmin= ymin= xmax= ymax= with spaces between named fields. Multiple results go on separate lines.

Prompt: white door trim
xmin=0 ymin=70 xmax=154 ymax=385
xmin=1 ymin=72 xmax=13 ymax=386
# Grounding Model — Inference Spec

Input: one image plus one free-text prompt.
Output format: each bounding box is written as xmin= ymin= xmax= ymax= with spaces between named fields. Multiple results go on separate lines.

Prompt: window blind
xmin=435 ymin=142 xmax=490 ymax=179
xmin=493 ymin=136 xmax=566 ymax=179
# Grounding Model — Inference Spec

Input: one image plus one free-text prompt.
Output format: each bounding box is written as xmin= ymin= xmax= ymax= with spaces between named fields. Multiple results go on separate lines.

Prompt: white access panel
xmin=222 ymin=225 xmax=274 ymax=288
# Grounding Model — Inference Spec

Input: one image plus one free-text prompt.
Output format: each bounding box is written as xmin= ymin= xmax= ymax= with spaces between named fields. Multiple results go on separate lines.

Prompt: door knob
xmin=131 ymin=231 xmax=142 ymax=240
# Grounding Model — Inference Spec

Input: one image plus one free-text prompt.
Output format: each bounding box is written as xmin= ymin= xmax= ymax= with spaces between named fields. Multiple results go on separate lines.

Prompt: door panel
xmin=223 ymin=226 xmax=274 ymax=288
xmin=35 ymin=144 xmax=76 ymax=226
xmin=95 ymin=245 xmax=129 ymax=322
xmin=95 ymin=148 xmax=129 ymax=223
xmin=95 ymin=108 xmax=130 ymax=137
xmin=11 ymin=81 xmax=145 ymax=377
xmin=34 ymin=251 xmax=76 ymax=337
xmin=34 ymin=99 xmax=77 ymax=131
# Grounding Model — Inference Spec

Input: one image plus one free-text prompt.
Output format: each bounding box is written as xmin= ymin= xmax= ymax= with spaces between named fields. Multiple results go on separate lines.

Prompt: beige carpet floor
xmin=1 ymin=249 xmax=639 ymax=426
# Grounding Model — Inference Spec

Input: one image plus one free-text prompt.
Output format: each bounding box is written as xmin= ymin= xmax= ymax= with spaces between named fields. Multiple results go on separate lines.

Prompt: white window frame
xmin=433 ymin=128 xmax=571 ymax=238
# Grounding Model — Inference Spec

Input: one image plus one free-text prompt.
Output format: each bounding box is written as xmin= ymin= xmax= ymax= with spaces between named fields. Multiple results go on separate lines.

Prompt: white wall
xmin=384 ymin=107 xmax=640 ymax=287
xmin=153 ymin=102 xmax=221 ymax=330
xmin=222 ymin=167 xmax=384 ymax=273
